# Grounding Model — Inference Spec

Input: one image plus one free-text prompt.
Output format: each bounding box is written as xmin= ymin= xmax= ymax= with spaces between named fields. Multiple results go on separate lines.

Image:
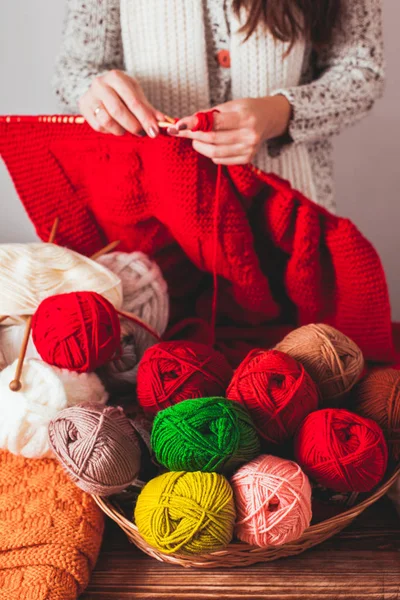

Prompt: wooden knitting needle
xmin=49 ymin=216 xmax=59 ymax=243
xmin=9 ymin=217 xmax=60 ymax=392
xmin=9 ymin=316 xmax=33 ymax=391
xmin=158 ymin=114 xmax=176 ymax=128
xmin=90 ymin=240 xmax=120 ymax=261
xmin=0 ymin=316 xmax=8 ymax=324
xmin=117 ymin=309 xmax=162 ymax=342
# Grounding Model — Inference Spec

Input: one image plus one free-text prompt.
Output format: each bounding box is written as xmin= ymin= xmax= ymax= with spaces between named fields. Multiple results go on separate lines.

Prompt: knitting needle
xmin=9 ymin=316 xmax=33 ymax=391
xmin=117 ymin=309 xmax=161 ymax=342
xmin=9 ymin=217 xmax=60 ymax=392
xmin=49 ymin=216 xmax=60 ymax=243
xmin=0 ymin=316 xmax=8 ymax=324
xmin=158 ymin=115 xmax=176 ymax=128
xmin=90 ymin=240 xmax=120 ymax=261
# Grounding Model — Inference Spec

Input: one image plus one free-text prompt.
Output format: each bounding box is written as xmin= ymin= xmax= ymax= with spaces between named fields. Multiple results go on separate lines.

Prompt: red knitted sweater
xmin=0 ymin=116 xmax=394 ymax=364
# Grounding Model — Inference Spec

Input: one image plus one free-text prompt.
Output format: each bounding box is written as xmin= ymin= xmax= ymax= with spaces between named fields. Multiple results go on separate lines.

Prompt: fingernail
xmin=178 ymin=124 xmax=188 ymax=131
xmin=167 ymin=127 xmax=178 ymax=135
xmin=148 ymin=126 xmax=158 ymax=138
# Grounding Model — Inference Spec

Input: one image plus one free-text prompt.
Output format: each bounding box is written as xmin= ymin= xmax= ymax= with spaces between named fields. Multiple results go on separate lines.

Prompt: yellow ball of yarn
xmin=135 ymin=471 xmax=236 ymax=555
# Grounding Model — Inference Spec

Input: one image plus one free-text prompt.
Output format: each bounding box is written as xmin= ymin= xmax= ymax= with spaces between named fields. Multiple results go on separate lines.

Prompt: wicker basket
xmin=94 ymin=466 xmax=399 ymax=568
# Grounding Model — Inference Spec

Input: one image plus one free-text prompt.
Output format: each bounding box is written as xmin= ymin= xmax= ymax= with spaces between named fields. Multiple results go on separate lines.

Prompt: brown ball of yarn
xmin=276 ymin=324 xmax=364 ymax=405
xmin=48 ymin=404 xmax=141 ymax=496
xmin=354 ymin=369 xmax=400 ymax=461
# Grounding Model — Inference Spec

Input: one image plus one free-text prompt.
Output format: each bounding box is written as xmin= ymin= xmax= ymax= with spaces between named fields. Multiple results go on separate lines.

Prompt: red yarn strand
xmin=211 ymin=164 xmax=222 ymax=344
xmin=192 ymin=110 xmax=221 ymax=346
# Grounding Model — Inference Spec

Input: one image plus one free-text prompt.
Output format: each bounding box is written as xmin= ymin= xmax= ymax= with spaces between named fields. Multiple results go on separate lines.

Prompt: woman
xmin=53 ymin=0 xmax=384 ymax=212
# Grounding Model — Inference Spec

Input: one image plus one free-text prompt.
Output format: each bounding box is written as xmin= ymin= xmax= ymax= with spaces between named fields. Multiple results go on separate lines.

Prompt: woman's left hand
xmin=168 ymin=95 xmax=292 ymax=165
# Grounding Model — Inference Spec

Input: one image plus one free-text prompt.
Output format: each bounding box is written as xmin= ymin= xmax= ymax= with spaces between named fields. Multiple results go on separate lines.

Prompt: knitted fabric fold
xmin=0 ymin=117 xmax=394 ymax=364
xmin=0 ymin=450 xmax=104 ymax=600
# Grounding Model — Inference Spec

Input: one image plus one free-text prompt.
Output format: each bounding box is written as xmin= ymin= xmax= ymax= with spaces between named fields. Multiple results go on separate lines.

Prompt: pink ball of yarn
xmin=48 ymin=404 xmax=141 ymax=496
xmin=231 ymin=455 xmax=312 ymax=547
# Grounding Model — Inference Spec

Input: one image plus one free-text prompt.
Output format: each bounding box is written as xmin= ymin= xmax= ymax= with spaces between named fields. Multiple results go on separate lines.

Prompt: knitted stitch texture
xmin=0 ymin=118 xmax=393 ymax=364
xmin=0 ymin=450 xmax=104 ymax=600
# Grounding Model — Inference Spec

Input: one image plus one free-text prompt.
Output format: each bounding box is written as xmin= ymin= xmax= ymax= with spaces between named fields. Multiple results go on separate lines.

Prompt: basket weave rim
xmin=93 ymin=465 xmax=400 ymax=561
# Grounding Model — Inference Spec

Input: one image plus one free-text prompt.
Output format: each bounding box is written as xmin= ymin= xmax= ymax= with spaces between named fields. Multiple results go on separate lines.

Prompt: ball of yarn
xmin=231 ymin=455 xmax=312 ymax=547
xmin=151 ymin=397 xmax=260 ymax=473
xmin=49 ymin=404 xmax=141 ymax=496
xmin=0 ymin=359 xmax=108 ymax=458
xmin=0 ymin=324 xmax=40 ymax=371
xmin=227 ymin=349 xmax=319 ymax=444
xmin=354 ymin=369 xmax=400 ymax=461
xmin=137 ymin=341 xmax=233 ymax=414
xmin=55 ymin=368 xmax=109 ymax=407
xmin=97 ymin=252 xmax=169 ymax=390
xmin=32 ymin=291 xmax=121 ymax=372
xmin=135 ymin=471 xmax=235 ymax=555
xmin=0 ymin=243 xmax=122 ymax=322
xmin=98 ymin=322 xmax=138 ymax=391
xmin=294 ymin=408 xmax=388 ymax=492
xmin=276 ymin=324 xmax=364 ymax=404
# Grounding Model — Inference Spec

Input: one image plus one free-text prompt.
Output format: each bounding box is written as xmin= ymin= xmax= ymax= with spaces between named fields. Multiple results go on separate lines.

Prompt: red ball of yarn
xmin=227 ymin=349 xmax=319 ymax=444
xmin=136 ymin=341 xmax=233 ymax=414
xmin=32 ymin=291 xmax=121 ymax=372
xmin=294 ymin=409 xmax=388 ymax=493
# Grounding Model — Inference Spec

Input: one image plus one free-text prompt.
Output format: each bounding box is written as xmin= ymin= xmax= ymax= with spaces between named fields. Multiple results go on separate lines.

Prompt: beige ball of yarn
xmin=97 ymin=252 xmax=169 ymax=389
xmin=275 ymin=324 xmax=364 ymax=404
xmin=0 ymin=324 xmax=40 ymax=371
xmin=0 ymin=243 xmax=122 ymax=323
xmin=0 ymin=359 xmax=108 ymax=458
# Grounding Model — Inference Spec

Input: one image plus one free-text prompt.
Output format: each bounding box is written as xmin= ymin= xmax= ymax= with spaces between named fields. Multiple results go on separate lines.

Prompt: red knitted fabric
xmin=0 ymin=116 xmax=394 ymax=364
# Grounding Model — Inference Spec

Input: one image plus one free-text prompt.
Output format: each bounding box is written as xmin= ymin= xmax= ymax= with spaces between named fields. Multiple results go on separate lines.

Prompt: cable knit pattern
xmin=53 ymin=0 xmax=384 ymax=211
xmin=0 ymin=450 xmax=104 ymax=600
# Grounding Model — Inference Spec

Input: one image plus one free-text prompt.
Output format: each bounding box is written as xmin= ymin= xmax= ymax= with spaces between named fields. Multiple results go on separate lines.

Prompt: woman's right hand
xmin=79 ymin=70 xmax=165 ymax=137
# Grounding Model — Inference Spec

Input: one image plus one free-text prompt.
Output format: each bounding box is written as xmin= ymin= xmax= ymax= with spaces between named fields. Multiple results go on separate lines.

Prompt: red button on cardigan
xmin=217 ymin=49 xmax=231 ymax=68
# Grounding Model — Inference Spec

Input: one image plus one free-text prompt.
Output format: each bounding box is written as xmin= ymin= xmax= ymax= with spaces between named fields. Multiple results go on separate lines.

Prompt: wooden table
xmin=83 ymin=498 xmax=400 ymax=599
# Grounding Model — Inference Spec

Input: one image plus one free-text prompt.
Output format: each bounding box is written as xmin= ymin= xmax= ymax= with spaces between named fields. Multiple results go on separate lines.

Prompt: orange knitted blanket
xmin=0 ymin=450 xmax=104 ymax=600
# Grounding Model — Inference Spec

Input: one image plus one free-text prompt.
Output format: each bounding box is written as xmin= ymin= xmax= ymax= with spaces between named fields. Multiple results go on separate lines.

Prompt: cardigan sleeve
xmin=53 ymin=0 xmax=124 ymax=113
xmin=272 ymin=0 xmax=385 ymax=144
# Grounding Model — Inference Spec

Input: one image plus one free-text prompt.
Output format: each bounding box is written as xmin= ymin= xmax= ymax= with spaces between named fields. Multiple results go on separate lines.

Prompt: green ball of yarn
xmin=151 ymin=397 xmax=260 ymax=473
xmin=134 ymin=470 xmax=236 ymax=555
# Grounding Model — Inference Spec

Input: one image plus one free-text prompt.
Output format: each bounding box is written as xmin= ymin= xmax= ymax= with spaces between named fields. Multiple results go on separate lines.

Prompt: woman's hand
xmin=79 ymin=70 xmax=166 ymax=137
xmin=169 ymin=96 xmax=292 ymax=165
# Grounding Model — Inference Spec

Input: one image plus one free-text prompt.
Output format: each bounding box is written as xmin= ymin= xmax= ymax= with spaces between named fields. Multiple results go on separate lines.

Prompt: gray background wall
xmin=1 ymin=1 xmax=399 ymax=317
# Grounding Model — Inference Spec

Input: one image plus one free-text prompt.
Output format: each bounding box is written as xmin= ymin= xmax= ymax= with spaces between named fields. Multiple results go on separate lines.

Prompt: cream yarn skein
xmin=0 ymin=325 xmax=40 ymax=371
xmin=97 ymin=252 xmax=169 ymax=389
xmin=0 ymin=359 xmax=108 ymax=458
xmin=0 ymin=243 xmax=123 ymax=323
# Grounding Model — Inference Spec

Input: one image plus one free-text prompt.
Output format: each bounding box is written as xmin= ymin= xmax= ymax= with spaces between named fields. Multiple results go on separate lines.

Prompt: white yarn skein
xmin=0 ymin=325 xmax=40 ymax=371
xmin=97 ymin=252 xmax=169 ymax=389
xmin=0 ymin=359 xmax=108 ymax=459
xmin=0 ymin=243 xmax=123 ymax=323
